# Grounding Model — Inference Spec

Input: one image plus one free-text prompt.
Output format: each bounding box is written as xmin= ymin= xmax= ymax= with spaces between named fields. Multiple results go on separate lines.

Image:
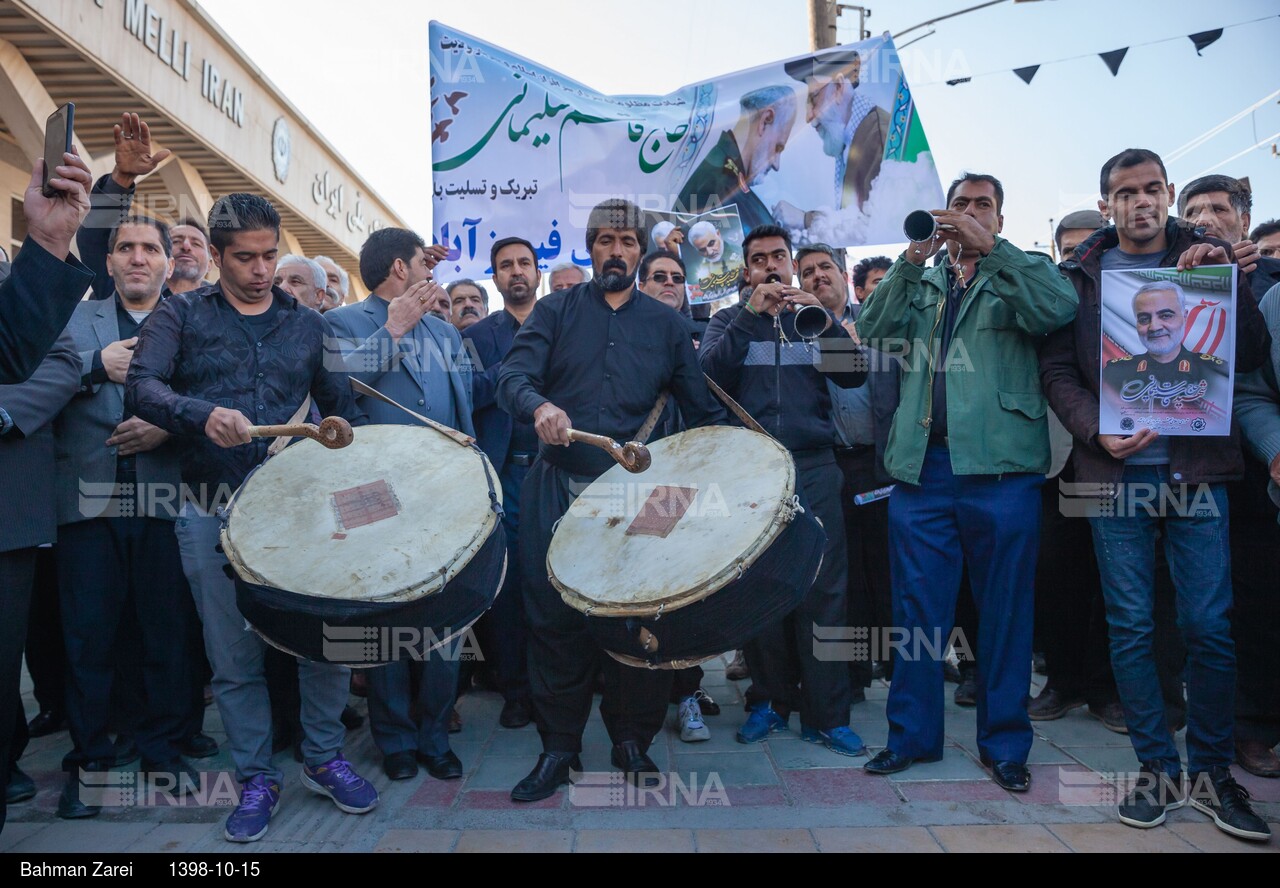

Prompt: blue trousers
xmin=1090 ymin=465 xmax=1234 ymax=774
xmin=884 ymin=447 xmax=1039 ymax=762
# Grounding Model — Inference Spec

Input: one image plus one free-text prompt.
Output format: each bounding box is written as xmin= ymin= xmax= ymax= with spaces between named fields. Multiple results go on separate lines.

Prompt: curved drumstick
xmin=566 ymin=429 xmax=652 ymax=474
xmin=248 ymin=417 xmax=354 ymax=450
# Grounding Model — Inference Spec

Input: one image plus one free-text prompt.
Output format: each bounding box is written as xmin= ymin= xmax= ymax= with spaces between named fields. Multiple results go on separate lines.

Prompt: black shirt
xmin=497 ymin=281 xmax=726 ymax=477
xmin=930 ymin=264 xmax=975 ymax=438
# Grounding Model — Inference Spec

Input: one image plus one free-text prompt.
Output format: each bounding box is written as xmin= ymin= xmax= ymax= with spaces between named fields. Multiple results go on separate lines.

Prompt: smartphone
xmin=41 ymin=103 xmax=75 ymax=198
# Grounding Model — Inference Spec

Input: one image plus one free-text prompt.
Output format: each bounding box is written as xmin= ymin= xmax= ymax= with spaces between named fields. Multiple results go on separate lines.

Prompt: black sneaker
xmin=1188 ymin=766 xmax=1272 ymax=842
xmin=1118 ymin=763 xmax=1185 ymax=829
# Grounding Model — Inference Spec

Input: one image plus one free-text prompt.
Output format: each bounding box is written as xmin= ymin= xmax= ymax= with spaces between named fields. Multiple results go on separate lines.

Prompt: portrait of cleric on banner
xmin=429 ymin=22 xmax=944 ymax=280
xmin=1099 ymin=266 xmax=1237 ymax=438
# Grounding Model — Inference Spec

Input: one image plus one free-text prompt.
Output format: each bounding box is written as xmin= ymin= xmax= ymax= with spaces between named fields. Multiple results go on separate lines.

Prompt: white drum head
xmin=550 ymin=427 xmax=796 ymax=617
xmin=222 ymin=425 xmax=500 ymax=604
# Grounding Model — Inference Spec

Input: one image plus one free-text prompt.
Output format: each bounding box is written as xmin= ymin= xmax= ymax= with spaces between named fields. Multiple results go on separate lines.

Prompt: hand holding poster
xmin=1099 ymin=266 xmax=1237 ymax=437
xmin=430 ymin=23 xmax=945 ymax=280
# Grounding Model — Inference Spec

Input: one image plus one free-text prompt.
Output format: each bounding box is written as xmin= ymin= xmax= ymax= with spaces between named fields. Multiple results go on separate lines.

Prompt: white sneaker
xmin=677 ymin=696 xmax=711 ymax=743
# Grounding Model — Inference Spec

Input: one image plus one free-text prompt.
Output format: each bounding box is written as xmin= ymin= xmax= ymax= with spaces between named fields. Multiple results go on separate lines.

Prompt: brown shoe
xmin=1235 ymin=739 xmax=1280 ymax=778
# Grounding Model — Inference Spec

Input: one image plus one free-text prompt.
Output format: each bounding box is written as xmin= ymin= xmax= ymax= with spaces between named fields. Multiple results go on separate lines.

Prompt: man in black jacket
xmin=497 ymin=200 xmax=727 ymax=802
xmin=127 ymin=194 xmax=374 ymax=844
xmin=1040 ymin=148 xmax=1271 ymax=842
xmin=0 ymin=334 xmax=79 ymax=834
xmin=700 ymin=225 xmax=868 ymax=756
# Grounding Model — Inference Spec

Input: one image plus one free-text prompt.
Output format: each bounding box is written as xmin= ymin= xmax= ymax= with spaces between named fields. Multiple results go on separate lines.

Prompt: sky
xmin=201 ymin=0 xmax=1280 ymax=261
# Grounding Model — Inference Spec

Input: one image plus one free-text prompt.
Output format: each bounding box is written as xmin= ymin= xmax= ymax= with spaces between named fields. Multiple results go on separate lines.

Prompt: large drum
xmin=550 ymin=426 xmax=825 ymax=669
xmin=221 ymin=424 xmax=505 ymax=667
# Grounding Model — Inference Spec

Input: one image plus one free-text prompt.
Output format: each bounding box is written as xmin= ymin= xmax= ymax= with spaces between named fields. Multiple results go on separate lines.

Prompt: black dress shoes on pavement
xmin=499 ymin=699 xmax=532 ymax=730
xmin=611 ymin=741 xmax=662 ymax=788
xmin=511 ymin=752 xmax=582 ymax=802
xmin=418 ymin=750 xmax=464 ymax=781
xmin=6 ymin=766 xmax=36 ymax=804
xmin=383 ymin=750 xmax=419 ymax=781
xmin=178 ymin=733 xmax=219 ymax=759
xmin=864 ymin=749 xmax=943 ymax=775
xmin=27 ymin=709 xmax=67 ymax=738
xmin=57 ymin=764 xmax=108 ymax=820
xmin=981 ymin=755 xmax=1031 ymax=792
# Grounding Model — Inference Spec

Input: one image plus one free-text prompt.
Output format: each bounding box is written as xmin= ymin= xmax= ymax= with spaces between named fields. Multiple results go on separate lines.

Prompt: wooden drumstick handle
xmin=566 ymin=429 xmax=651 ymax=474
xmin=248 ymin=417 xmax=354 ymax=450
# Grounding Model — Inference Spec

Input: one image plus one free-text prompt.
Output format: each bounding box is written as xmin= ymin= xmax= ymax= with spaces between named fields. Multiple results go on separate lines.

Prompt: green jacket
xmin=855 ymin=238 xmax=1078 ymax=485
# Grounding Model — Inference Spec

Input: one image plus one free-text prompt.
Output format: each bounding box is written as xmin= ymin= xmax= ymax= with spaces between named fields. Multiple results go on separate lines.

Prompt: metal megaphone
xmin=792 ymin=304 xmax=831 ymax=340
xmin=903 ymin=210 xmax=938 ymax=244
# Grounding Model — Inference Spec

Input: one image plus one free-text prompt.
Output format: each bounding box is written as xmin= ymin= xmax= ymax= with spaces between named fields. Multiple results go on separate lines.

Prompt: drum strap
xmin=634 ymin=392 xmax=671 ymax=445
xmin=703 ymin=375 xmax=771 ymax=438
xmin=349 ymin=378 xmax=477 ymax=448
xmin=266 ymin=397 xmax=313 ymax=458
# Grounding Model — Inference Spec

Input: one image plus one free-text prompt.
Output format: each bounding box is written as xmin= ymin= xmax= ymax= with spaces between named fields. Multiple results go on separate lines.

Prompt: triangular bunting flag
xmin=946 ymin=77 xmax=972 ymax=86
xmin=1099 ymin=47 xmax=1129 ymax=76
xmin=1188 ymin=29 xmax=1223 ymax=55
xmin=1013 ymin=65 xmax=1040 ymax=85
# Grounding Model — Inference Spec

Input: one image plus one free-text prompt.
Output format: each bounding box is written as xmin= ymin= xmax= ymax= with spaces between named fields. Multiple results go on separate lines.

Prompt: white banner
xmin=430 ymin=23 xmax=945 ymax=281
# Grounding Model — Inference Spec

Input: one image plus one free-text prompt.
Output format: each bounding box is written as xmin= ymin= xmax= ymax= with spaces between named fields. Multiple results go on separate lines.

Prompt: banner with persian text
xmin=429 ymin=22 xmax=945 ymax=281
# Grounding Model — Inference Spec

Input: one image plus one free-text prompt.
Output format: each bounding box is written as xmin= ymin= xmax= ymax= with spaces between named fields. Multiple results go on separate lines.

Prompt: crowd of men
xmin=1 ymin=109 xmax=1278 ymax=847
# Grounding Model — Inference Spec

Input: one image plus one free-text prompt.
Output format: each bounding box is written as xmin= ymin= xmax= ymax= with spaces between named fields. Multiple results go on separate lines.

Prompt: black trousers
xmin=743 ymin=454 xmax=852 ymax=730
xmin=57 ymin=518 xmax=193 ymax=767
xmin=1229 ymin=469 xmax=1280 ymax=747
xmin=470 ymin=460 xmax=531 ymax=706
xmin=23 ymin=547 xmax=63 ymax=716
xmin=836 ymin=446 xmax=893 ymax=688
xmin=0 ymin=547 xmax=37 ymax=832
xmin=1035 ymin=468 xmax=1117 ymax=704
xmin=520 ymin=460 xmax=670 ymax=754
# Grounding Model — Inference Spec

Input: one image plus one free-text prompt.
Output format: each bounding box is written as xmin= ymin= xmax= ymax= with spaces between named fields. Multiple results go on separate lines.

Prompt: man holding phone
xmin=0 ymin=124 xmax=94 ymax=385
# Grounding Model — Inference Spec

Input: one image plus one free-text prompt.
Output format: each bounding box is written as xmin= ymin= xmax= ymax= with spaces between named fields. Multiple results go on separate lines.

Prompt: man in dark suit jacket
xmin=459 ymin=237 xmax=544 ymax=731
xmin=0 ymin=332 xmax=79 ymax=834
xmin=0 ymin=154 xmax=94 ymax=385
xmin=54 ymin=215 xmax=197 ymax=819
xmin=326 ymin=228 xmax=473 ymax=783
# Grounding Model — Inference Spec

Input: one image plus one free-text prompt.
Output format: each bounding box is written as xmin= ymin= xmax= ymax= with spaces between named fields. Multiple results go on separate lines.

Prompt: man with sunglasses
xmin=638 ymin=250 xmax=690 ymax=314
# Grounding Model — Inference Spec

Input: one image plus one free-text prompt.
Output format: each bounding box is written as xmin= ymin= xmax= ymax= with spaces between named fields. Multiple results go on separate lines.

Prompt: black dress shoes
xmin=178 ymin=733 xmax=219 ymax=759
xmin=981 ymin=755 xmax=1031 ymax=792
xmin=57 ymin=764 xmax=107 ymax=820
xmin=27 ymin=709 xmax=67 ymax=738
xmin=864 ymin=749 xmax=942 ymax=776
xmin=418 ymin=749 xmax=463 ymax=781
xmin=611 ymin=741 xmax=662 ymax=788
xmin=499 ymin=699 xmax=532 ymax=730
xmin=6 ymin=766 xmax=36 ymax=804
xmin=510 ymin=752 xmax=581 ymax=802
xmin=383 ymin=750 xmax=419 ymax=781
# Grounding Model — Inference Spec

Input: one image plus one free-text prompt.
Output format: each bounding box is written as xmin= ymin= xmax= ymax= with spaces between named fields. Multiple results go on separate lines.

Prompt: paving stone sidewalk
xmin=4 ymin=658 xmax=1277 ymax=853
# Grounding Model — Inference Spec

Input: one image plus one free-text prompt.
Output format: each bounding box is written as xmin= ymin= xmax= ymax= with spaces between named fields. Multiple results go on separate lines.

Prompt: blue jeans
xmin=175 ymin=507 xmax=351 ymax=784
xmin=1089 ymin=465 xmax=1235 ymax=775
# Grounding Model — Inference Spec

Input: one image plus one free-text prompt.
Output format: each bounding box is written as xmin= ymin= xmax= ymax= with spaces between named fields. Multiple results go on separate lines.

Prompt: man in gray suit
xmin=54 ymin=216 xmax=196 ymax=818
xmin=325 ymin=228 xmax=474 ymax=782
xmin=0 ymin=332 xmax=79 ymax=833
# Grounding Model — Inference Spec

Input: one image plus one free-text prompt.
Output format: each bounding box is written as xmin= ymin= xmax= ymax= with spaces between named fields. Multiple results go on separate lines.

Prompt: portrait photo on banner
xmin=650 ymin=208 xmax=745 ymax=306
xmin=1099 ymin=265 xmax=1237 ymax=438
xmin=429 ymin=22 xmax=944 ymax=280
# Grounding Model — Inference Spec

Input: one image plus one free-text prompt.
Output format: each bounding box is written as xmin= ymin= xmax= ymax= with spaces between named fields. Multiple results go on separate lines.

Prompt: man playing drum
xmin=699 ymin=225 xmax=869 ymax=756
xmin=497 ymin=199 xmax=727 ymax=802
xmin=127 ymin=194 xmax=377 ymax=843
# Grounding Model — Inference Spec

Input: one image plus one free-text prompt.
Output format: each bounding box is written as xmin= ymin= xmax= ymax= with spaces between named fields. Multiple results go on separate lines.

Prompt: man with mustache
xmin=447 ymin=279 xmax=489 ymax=332
xmin=168 ymin=219 xmax=212 ymax=295
xmin=497 ymin=200 xmax=727 ymax=801
xmin=460 ymin=241 xmax=541 ymax=732
xmin=673 ymin=87 xmax=797 ymax=233
xmin=273 ymin=255 xmax=329 ymax=312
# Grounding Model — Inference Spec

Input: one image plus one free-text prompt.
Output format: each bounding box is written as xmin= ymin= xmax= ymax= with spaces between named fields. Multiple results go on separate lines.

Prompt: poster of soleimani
xmin=1099 ymin=266 xmax=1237 ymax=437
xmin=429 ymin=22 xmax=945 ymax=280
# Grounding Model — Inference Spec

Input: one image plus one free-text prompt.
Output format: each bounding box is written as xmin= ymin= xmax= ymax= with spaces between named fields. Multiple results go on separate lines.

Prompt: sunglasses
xmin=647 ymin=272 xmax=686 ymax=285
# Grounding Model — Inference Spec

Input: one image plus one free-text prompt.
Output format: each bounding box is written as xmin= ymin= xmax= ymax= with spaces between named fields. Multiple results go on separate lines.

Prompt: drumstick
xmin=567 ymin=429 xmax=652 ymax=474
xmin=248 ymin=417 xmax=355 ymax=450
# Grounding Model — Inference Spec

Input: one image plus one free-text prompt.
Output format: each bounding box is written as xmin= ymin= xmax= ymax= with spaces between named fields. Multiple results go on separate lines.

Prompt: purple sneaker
xmin=224 ymin=775 xmax=280 ymax=843
xmin=301 ymin=754 xmax=379 ymax=814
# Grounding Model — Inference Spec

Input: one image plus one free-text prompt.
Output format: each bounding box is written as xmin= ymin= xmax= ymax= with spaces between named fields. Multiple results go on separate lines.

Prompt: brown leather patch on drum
xmin=625 ymin=486 xmax=697 ymax=539
xmin=331 ymin=480 xmax=401 ymax=532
